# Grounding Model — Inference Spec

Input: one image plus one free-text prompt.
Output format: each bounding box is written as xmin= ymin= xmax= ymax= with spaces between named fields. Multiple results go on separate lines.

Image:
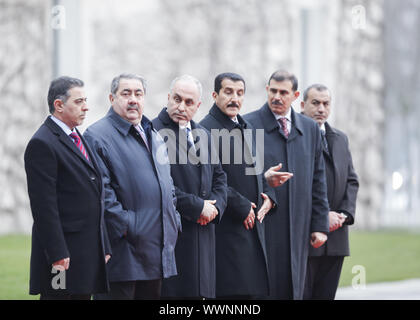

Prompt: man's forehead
xmin=68 ymin=86 xmax=86 ymax=97
xmin=308 ymin=88 xmax=331 ymax=101
xmin=172 ymin=81 xmax=200 ymax=99
xmin=221 ymin=78 xmax=244 ymax=90
xmin=268 ymin=79 xmax=293 ymax=90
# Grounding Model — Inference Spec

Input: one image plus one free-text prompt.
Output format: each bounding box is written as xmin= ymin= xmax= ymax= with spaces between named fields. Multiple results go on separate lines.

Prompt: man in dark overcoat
xmin=24 ymin=76 xmax=111 ymax=300
xmin=84 ymin=74 xmax=181 ymax=300
xmin=244 ymin=70 xmax=329 ymax=299
xmin=301 ymin=84 xmax=359 ymax=300
xmin=200 ymin=73 xmax=275 ymax=299
xmin=152 ymin=75 xmax=227 ymax=299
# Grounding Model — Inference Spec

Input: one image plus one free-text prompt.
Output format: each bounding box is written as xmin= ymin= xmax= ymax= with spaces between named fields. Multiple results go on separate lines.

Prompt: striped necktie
xmin=135 ymin=125 xmax=150 ymax=152
xmin=69 ymin=131 xmax=90 ymax=161
xmin=321 ymin=130 xmax=330 ymax=155
xmin=186 ymin=127 xmax=195 ymax=151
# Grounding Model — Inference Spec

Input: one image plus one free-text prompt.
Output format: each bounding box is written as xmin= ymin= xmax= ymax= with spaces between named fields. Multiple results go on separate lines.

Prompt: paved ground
xmin=335 ymin=278 xmax=420 ymax=300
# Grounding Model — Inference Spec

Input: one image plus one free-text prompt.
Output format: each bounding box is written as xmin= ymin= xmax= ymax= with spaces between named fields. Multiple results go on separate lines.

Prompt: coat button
xmin=90 ymin=176 xmax=96 ymax=181
xmin=201 ymin=191 xmax=206 ymax=197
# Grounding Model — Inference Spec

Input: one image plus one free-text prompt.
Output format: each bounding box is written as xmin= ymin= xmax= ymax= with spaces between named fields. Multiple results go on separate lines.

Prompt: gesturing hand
xmin=264 ymin=163 xmax=293 ymax=188
xmin=243 ymin=202 xmax=257 ymax=230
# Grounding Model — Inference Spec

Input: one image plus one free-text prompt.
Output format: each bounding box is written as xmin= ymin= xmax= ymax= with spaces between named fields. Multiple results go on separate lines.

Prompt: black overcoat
xmin=24 ymin=116 xmax=111 ymax=296
xmin=200 ymin=104 xmax=275 ymax=297
xmin=244 ymin=104 xmax=329 ymax=299
xmin=152 ymin=108 xmax=227 ymax=298
xmin=308 ymin=122 xmax=359 ymax=257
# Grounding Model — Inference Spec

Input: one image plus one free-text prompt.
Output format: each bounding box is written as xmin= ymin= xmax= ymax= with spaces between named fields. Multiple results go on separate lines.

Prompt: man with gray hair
xmin=152 ymin=75 xmax=227 ymax=299
xmin=301 ymin=84 xmax=359 ymax=300
xmin=84 ymin=73 xmax=181 ymax=299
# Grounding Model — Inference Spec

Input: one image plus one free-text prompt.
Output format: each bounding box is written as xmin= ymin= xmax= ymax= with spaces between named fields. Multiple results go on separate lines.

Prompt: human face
xmin=301 ymin=89 xmax=331 ymax=126
xmin=212 ymin=79 xmax=245 ymax=119
xmin=167 ymin=80 xmax=201 ymax=126
xmin=53 ymin=86 xmax=88 ymax=129
xmin=110 ymin=78 xmax=145 ymax=125
xmin=266 ymin=79 xmax=300 ymax=116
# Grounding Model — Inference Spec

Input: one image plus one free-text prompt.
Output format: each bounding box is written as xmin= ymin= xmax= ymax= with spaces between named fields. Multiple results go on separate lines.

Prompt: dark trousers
xmin=303 ymin=256 xmax=344 ymax=300
xmin=94 ymin=279 xmax=162 ymax=300
xmin=40 ymin=293 xmax=91 ymax=300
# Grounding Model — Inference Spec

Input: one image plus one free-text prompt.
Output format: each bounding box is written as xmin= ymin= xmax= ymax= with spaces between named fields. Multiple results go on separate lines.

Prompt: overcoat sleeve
xmin=24 ymin=138 xmax=69 ymax=265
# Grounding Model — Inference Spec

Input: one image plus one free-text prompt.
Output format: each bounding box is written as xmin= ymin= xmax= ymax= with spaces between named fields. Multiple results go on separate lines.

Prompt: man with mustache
xmin=244 ymin=70 xmax=329 ymax=299
xmin=152 ymin=75 xmax=227 ymax=299
xmin=301 ymin=84 xmax=359 ymax=300
xmin=84 ymin=74 xmax=181 ymax=299
xmin=200 ymin=72 xmax=275 ymax=299
xmin=24 ymin=76 xmax=111 ymax=299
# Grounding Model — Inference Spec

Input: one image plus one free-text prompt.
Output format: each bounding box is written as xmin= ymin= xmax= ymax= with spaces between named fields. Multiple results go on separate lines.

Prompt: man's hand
xmin=52 ymin=257 xmax=70 ymax=271
xmin=310 ymin=232 xmax=328 ymax=249
xmin=105 ymin=255 xmax=111 ymax=264
xmin=329 ymin=211 xmax=346 ymax=232
xmin=264 ymin=163 xmax=293 ymax=188
xmin=243 ymin=202 xmax=257 ymax=230
xmin=256 ymin=193 xmax=273 ymax=223
xmin=197 ymin=200 xmax=218 ymax=226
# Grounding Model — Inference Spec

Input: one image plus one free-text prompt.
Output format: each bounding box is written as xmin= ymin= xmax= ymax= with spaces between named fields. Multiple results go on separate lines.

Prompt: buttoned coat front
xmin=84 ymin=108 xmax=181 ymax=282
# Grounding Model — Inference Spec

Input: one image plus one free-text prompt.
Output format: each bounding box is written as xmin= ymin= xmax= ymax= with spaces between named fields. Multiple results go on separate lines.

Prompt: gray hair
xmin=303 ymin=84 xmax=330 ymax=102
xmin=169 ymin=74 xmax=202 ymax=99
xmin=110 ymin=73 xmax=147 ymax=96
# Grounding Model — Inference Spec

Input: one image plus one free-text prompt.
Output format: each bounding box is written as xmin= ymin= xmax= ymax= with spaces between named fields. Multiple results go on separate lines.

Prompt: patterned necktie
xmin=186 ymin=127 xmax=195 ymax=150
xmin=135 ymin=125 xmax=150 ymax=152
xmin=278 ymin=117 xmax=289 ymax=138
xmin=69 ymin=132 xmax=90 ymax=161
xmin=321 ymin=130 xmax=330 ymax=155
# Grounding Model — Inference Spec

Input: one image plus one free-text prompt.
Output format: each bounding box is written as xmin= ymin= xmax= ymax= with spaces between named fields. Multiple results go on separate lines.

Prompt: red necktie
xmin=278 ymin=118 xmax=289 ymax=138
xmin=69 ymin=132 xmax=90 ymax=161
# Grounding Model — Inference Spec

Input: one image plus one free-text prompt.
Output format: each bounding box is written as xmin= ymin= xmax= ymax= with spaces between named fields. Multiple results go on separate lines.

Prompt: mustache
xmin=127 ymin=104 xmax=139 ymax=110
xmin=272 ymin=100 xmax=283 ymax=106
xmin=227 ymin=102 xmax=239 ymax=108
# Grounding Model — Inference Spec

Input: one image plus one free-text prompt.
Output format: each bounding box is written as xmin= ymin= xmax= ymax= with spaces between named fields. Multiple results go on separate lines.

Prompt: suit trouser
xmin=94 ymin=279 xmax=162 ymax=300
xmin=303 ymin=256 xmax=344 ymax=300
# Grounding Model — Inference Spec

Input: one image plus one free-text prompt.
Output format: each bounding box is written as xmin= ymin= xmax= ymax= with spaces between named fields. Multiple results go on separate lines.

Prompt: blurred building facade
xmin=0 ymin=0 xmax=419 ymax=233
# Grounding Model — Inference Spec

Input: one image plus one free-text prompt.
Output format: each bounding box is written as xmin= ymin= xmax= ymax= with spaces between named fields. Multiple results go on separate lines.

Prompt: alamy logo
xmin=51 ymin=266 xmax=66 ymax=290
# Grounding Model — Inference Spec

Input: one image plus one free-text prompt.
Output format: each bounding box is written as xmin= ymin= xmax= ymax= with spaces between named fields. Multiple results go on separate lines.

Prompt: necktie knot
xmin=69 ymin=132 xmax=80 ymax=144
xmin=69 ymin=131 xmax=89 ymax=161
xmin=320 ymin=129 xmax=330 ymax=155
xmin=186 ymin=127 xmax=195 ymax=149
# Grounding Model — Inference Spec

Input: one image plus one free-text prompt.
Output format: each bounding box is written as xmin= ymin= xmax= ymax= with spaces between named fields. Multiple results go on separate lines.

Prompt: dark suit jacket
xmin=244 ymin=104 xmax=329 ymax=299
xmin=24 ymin=116 xmax=111 ymax=295
xmin=152 ymin=108 xmax=227 ymax=298
xmin=84 ymin=108 xmax=181 ymax=282
xmin=308 ymin=122 xmax=359 ymax=257
xmin=200 ymin=104 xmax=275 ymax=297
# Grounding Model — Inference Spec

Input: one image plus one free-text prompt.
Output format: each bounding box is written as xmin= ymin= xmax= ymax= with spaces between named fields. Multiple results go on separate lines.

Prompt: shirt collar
xmin=271 ymin=107 xmax=292 ymax=123
xmin=320 ymin=123 xmax=326 ymax=133
xmin=50 ymin=115 xmax=74 ymax=136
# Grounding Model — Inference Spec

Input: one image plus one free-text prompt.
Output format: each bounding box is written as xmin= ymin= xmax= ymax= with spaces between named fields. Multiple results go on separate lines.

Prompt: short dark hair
xmin=110 ymin=73 xmax=147 ymax=96
xmin=214 ymin=72 xmax=246 ymax=94
xmin=268 ymin=70 xmax=298 ymax=92
xmin=47 ymin=76 xmax=84 ymax=114
xmin=303 ymin=84 xmax=330 ymax=102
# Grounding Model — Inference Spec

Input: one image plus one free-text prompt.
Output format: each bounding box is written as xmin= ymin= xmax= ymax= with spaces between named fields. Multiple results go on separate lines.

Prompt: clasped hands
xmin=197 ymin=200 xmax=218 ymax=226
xmin=243 ymin=193 xmax=273 ymax=230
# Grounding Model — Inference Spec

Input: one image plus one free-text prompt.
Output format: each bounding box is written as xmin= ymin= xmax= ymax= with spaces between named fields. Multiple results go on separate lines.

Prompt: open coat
xmin=152 ymin=108 xmax=227 ymax=298
xmin=244 ymin=104 xmax=329 ymax=299
xmin=200 ymin=104 xmax=275 ymax=297
xmin=84 ymin=108 xmax=181 ymax=282
xmin=24 ymin=116 xmax=111 ymax=296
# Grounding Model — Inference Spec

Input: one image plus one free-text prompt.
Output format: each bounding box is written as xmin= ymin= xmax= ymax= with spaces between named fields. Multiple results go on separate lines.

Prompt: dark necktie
xmin=278 ymin=117 xmax=289 ymax=138
xmin=69 ymin=132 xmax=90 ymax=161
xmin=135 ymin=125 xmax=150 ymax=152
xmin=321 ymin=130 xmax=330 ymax=155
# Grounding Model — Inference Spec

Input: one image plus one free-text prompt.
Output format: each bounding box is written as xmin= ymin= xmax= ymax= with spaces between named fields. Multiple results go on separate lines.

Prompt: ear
xmin=197 ymin=101 xmax=202 ymax=109
xmin=168 ymin=93 xmax=171 ymax=102
xmin=293 ymin=91 xmax=300 ymax=101
xmin=300 ymin=101 xmax=305 ymax=112
xmin=53 ymin=99 xmax=64 ymax=113
xmin=212 ymin=91 xmax=218 ymax=101
xmin=109 ymin=93 xmax=114 ymax=104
